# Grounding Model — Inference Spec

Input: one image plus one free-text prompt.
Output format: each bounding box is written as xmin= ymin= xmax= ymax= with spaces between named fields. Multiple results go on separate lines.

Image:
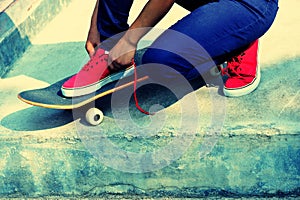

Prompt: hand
xmin=85 ymin=27 xmax=101 ymax=57
xmin=108 ymin=37 xmax=137 ymax=72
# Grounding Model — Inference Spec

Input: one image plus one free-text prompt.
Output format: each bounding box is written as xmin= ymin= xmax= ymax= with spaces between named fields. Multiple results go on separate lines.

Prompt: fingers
xmin=85 ymin=28 xmax=101 ymax=57
xmin=107 ymin=52 xmax=126 ymax=72
xmin=85 ymin=41 xmax=97 ymax=58
xmin=108 ymin=48 xmax=135 ymax=66
xmin=108 ymin=60 xmax=132 ymax=73
xmin=108 ymin=61 xmax=122 ymax=73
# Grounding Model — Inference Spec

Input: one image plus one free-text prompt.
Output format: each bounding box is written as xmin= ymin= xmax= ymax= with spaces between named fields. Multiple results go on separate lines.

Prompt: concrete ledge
xmin=0 ymin=0 xmax=73 ymax=77
xmin=0 ymin=131 xmax=299 ymax=198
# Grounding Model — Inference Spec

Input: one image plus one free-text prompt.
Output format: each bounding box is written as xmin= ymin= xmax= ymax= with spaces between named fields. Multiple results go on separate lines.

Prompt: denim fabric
xmin=142 ymin=0 xmax=279 ymax=80
xmin=97 ymin=0 xmax=134 ymax=40
xmin=97 ymin=0 xmax=279 ymax=80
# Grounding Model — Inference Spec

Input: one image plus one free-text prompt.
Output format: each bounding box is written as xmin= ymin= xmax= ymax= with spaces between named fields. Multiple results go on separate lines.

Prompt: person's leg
xmin=175 ymin=0 xmax=262 ymax=97
xmin=61 ymin=0 xmax=135 ymax=97
xmin=142 ymin=0 xmax=278 ymax=90
xmin=97 ymin=0 xmax=134 ymax=42
xmin=221 ymin=39 xmax=260 ymax=97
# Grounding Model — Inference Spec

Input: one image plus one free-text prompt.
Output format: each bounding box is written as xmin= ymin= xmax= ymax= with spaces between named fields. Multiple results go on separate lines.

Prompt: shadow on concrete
xmin=1 ymin=75 xmax=207 ymax=131
xmin=1 ymin=107 xmax=74 ymax=131
xmin=2 ymin=57 xmax=299 ymax=131
xmin=4 ymin=42 xmax=87 ymax=84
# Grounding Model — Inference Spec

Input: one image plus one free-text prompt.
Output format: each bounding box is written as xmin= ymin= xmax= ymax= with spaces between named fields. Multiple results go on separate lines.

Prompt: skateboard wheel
xmin=85 ymin=108 xmax=104 ymax=126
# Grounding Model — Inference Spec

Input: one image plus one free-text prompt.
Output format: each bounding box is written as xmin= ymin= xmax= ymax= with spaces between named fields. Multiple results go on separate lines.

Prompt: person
xmin=61 ymin=0 xmax=279 ymax=98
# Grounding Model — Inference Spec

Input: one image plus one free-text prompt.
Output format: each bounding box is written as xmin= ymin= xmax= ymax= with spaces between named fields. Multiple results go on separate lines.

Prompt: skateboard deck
xmin=18 ymin=75 xmax=149 ymax=110
xmin=18 ymin=75 xmax=149 ymax=125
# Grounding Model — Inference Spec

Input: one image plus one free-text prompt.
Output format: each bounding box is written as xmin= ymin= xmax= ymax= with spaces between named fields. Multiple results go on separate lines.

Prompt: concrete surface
xmin=0 ymin=0 xmax=299 ymax=198
xmin=0 ymin=0 xmax=73 ymax=77
xmin=0 ymin=0 xmax=15 ymax=12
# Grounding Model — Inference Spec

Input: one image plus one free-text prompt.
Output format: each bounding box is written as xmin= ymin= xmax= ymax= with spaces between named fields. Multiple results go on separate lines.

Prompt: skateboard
xmin=18 ymin=75 xmax=149 ymax=125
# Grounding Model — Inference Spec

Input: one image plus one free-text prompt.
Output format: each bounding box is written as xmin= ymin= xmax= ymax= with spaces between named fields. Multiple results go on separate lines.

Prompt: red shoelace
xmin=131 ymin=58 xmax=155 ymax=115
xmin=219 ymin=53 xmax=246 ymax=78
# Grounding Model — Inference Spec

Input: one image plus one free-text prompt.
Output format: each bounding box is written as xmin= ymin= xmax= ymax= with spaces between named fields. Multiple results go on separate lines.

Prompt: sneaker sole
xmin=223 ymin=64 xmax=261 ymax=97
xmin=61 ymin=66 xmax=134 ymax=97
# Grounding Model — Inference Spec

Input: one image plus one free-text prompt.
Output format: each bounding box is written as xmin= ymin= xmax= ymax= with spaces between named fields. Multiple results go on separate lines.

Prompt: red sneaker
xmin=222 ymin=40 xmax=260 ymax=97
xmin=61 ymin=48 xmax=133 ymax=97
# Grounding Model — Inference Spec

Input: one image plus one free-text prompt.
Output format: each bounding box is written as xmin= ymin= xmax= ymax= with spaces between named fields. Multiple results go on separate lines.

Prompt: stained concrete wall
xmin=0 ymin=0 xmax=73 ymax=77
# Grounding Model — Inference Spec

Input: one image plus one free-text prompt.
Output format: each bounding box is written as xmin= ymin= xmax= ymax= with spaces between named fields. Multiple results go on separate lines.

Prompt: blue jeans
xmin=98 ymin=0 xmax=279 ymax=80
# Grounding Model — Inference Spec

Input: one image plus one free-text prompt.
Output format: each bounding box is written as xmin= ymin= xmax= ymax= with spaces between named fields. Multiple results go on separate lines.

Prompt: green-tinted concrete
xmin=0 ymin=0 xmax=299 ymax=198
xmin=3 ymin=42 xmax=86 ymax=83
xmin=0 ymin=0 xmax=73 ymax=77
xmin=1 ymin=55 xmax=299 ymax=198
xmin=0 ymin=131 xmax=299 ymax=198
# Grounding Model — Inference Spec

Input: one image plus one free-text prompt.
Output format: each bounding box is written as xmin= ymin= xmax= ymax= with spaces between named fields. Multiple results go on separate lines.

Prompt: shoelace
xmin=82 ymin=53 xmax=108 ymax=72
xmin=219 ymin=54 xmax=244 ymax=78
xmin=131 ymin=59 xmax=154 ymax=115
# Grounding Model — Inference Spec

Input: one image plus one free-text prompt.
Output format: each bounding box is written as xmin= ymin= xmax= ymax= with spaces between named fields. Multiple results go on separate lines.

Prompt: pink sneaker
xmin=222 ymin=40 xmax=260 ymax=97
xmin=61 ymin=48 xmax=133 ymax=97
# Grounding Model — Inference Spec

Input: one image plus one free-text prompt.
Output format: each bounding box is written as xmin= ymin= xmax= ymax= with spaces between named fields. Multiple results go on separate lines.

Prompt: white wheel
xmin=85 ymin=108 xmax=104 ymax=126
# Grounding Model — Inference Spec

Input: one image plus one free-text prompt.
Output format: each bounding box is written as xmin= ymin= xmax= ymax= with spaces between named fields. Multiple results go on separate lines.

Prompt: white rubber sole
xmin=61 ymin=66 xmax=134 ymax=97
xmin=223 ymin=64 xmax=261 ymax=97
